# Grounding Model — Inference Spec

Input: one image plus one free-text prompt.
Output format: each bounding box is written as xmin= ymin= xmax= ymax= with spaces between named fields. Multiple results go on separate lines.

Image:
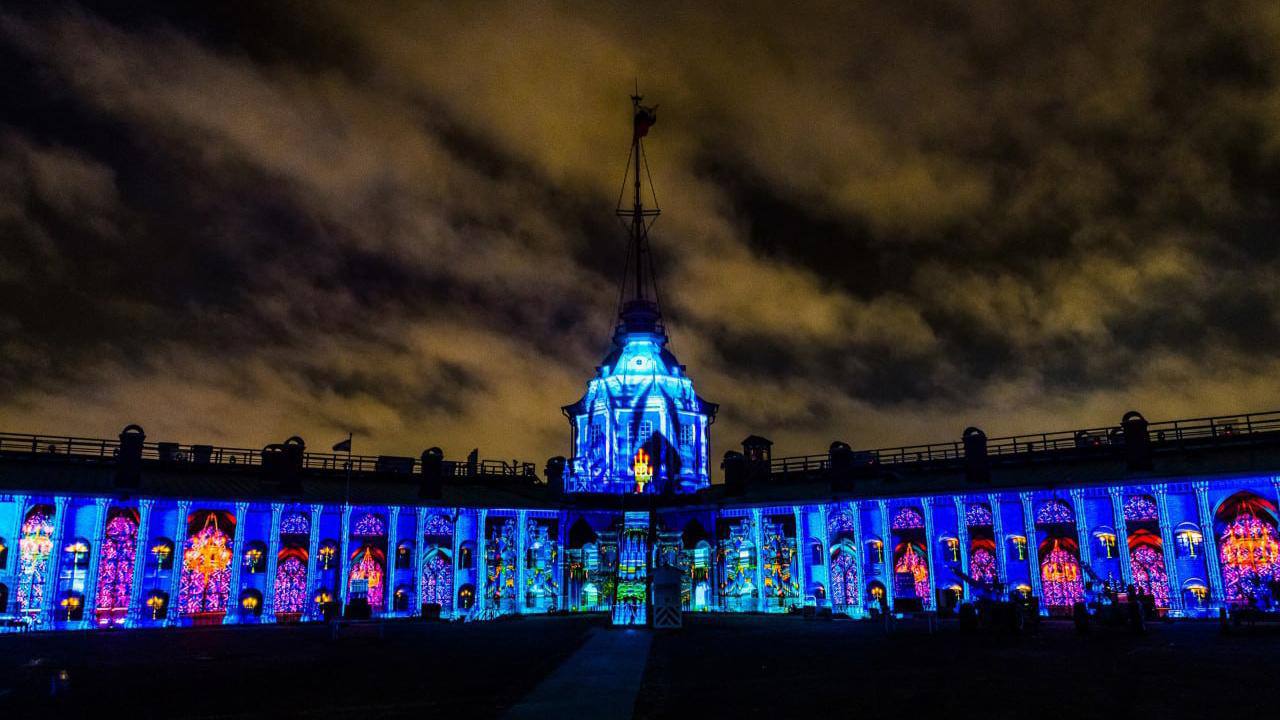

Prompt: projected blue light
xmin=563 ymin=326 xmax=716 ymax=494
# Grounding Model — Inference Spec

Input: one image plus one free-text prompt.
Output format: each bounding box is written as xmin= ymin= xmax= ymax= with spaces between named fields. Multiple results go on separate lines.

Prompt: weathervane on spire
xmin=614 ymin=89 xmax=664 ymax=342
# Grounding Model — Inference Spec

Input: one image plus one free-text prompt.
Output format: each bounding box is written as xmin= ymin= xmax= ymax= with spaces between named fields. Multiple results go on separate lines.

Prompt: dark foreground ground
xmin=1 ymin=614 xmax=1276 ymax=718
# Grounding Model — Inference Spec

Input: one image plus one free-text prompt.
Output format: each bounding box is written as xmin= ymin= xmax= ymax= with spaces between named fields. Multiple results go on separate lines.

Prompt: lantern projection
xmin=178 ymin=514 xmax=234 ymax=615
xmin=1039 ymin=538 xmax=1084 ymax=608
xmin=1219 ymin=513 xmax=1280 ymax=603
xmin=95 ymin=514 xmax=138 ymax=624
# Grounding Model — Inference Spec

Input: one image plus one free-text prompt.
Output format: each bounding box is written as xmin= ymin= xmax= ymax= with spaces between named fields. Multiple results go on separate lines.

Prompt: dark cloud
xmin=2 ymin=1 xmax=1280 ymax=464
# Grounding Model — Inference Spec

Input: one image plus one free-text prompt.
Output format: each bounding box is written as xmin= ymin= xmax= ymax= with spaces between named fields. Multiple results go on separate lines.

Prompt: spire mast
xmin=613 ymin=90 xmax=662 ymax=343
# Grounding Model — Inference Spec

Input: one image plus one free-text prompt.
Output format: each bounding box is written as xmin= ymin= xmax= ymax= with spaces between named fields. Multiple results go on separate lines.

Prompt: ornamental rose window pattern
xmin=894 ymin=543 xmax=929 ymax=598
xmin=830 ymin=543 xmax=858 ymax=608
xmin=352 ymin=513 xmax=385 ymax=537
xmin=280 ymin=513 xmax=310 ymax=535
xmin=761 ymin=520 xmax=798 ymax=602
xmin=94 ymin=515 xmax=138 ymax=620
xmin=348 ymin=547 xmax=385 ymax=610
xmin=891 ymin=507 xmax=925 ymax=530
xmin=424 ymin=514 xmax=454 ymax=538
xmin=1129 ymin=544 xmax=1170 ymax=607
xmin=1036 ymin=501 xmax=1074 ymax=525
xmin=486 ymin=519 xmax=518 ymax=610
xmin=827 ymin=510 xmax=855 ymax=535
xmin=1219 ymin=514 xmax=1280 ymax=603
xmin=965 ymin=504 xmax=993 ymax=527
xmin=17 ymin=507 xmax=55 ymax=613
xmin=1124 ymin=496 xmax=1160 ymax=522
xmin=421 ymin=551 xmax=453 ymax=610
xmin=969 ymin=547 xmax=997 ymax=584
xmin=178 ymin=515 xmax=234 ymax=615
xmin=1039 ymin=539 xmax=1084 ymax=608
xmin=273 ymin=556 xmax=308 ymax=614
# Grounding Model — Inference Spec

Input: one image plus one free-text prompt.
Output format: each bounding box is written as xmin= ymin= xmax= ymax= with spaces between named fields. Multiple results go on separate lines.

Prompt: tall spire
xmin=613 ymin=92 xmax=664 ymax=345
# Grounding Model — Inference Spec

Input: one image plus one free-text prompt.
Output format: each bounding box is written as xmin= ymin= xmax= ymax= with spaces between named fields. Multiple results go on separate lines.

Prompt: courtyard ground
xmin=0 ymin=614 xmax=1274 ymax=718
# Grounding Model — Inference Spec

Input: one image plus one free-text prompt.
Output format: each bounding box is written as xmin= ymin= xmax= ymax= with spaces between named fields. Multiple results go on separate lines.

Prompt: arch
xmin=568 ymin=517 xmax=598 ymax=549
xmin=144 ymin=590 xmax=169 ymax=621
xmin=1127 ymin=529 xmax=1170 ymax=608
xmin=807 ymin=537 xmax=824 ymax=566
xmin=1214 ymin=491 xmax=1280 ymax=604
xmin=808 ymin=583 xmax=826 ymax=601
xmin=1172 ymin=521 xmax=1204 ymax=559
xmin=348 ymin=546 xmax=386 ymax=610
xmin=1039 ymin=537 xmax=1084 ymax=609
xmin=829 ymin=539 xmax=858 ymax=609
xmin=969 ymin=538 xmax=997 ymax=584
xmin=178 ymin=510 xmax=236 ymax=617
xmin=458 ymin=583 xmax=476 ymax=610
xmin=58 ymin=589 xmax=85 ymax=621
xmin=239 ymin=588 xmax=263 ymax=618
xmin=866 ymin=580 xmax=886 ymax=606
xmin=95 ymin=510 xmax=139 ymax=626
xmin=1035 ymin=500 xmax=1074 ymax=526
xmin=1092 ymin=525 xmax=1119 ymax=559
xmin=457 ymin=541 xmax=475 ymax=570
xmin=17 ymin=505 xmax=56 ymax=613
xmin=893 ymin=541 xmax=929 ymax=599
xmin=421 ymin=547 xmax=453 ymax=611
xmin=393 ymin=584 xmax=413 ymax=612
xmin=828 ymin=509 xmax=856 ymax=535
xmin=864 ymin=537 xmax=885 ymax=564
xmin=395 ymin=540 xmax=415 ymax=569
xmin=273 ymin=551 xmax=308 ymax=617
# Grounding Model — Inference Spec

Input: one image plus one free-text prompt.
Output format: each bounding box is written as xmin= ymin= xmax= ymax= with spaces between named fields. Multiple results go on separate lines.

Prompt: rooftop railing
xmin=0 ymin=431 xmax=536 ymax=479
xmin=769 ymin=409 xmax=1280 ymax=475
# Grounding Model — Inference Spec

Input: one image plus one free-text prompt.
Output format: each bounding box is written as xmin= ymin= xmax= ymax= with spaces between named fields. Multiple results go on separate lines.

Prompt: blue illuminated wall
xmin=562 ymin=324 xmax=716 ymax=494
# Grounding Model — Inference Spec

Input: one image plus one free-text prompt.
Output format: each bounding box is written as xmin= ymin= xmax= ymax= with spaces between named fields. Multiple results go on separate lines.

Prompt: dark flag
xmin=332 ymin=436 xmax=352 ymax=453
xmin=633 ymin=104 xmax=657 ymax=140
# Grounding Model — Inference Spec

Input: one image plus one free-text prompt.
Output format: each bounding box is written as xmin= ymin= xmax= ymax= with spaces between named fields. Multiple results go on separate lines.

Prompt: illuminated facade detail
xmin=761 ymin=520 xmax=798 ymax=606
xmin=352 ymin=513 xmax=385 ymax=537
xmin=273 ymin=555 xmax=308 ymax=615
xmin=829 ymin=541 xmax=858 ymax=609
xmin=423 ymin=514 xmax=453 ymax=538
xmin=17 ymin=506 xmax=55 ymax=613
xmin=94 ymin=514 xmax=138 ymax=625
xmin=891 ymin=507 xmax=925 ymax=530
xmin=421 ymin=551 xmax=453 ymax=610
xmin=486 ymin=519 xmax=518 ymax=613
xmin=280 ymin=512 xmax=310 ymax=535
xmin=893 ymin=543 xmax=930 ymax=599
xmin=1039 ymin=539 xmax=1084 ymax=608
xmin=525 ymin=522 xmax=559 ymax=611
xmin=1124 ymin=496 xmax=1160 ymax=522
xmin=965 ymin=504 xmax=993 ymax=527
xmin=347 ymin=547 xmax=385 ymax=610
xmin=562 ymin=96 xmax=716 ymax=495
xmin=1036 ymin=500 xmax=1074 ymax=525
xmin=178 ymin=514 xmax=234 ymax=615
xmin=969 ymin=546 xmax=997 ymax=584
xmin=613 ymin=512 xmax=649 ymax=625
xmin=1129 ymin=542 xmax=1170 ymax=607
xmin=828 ymin=510 xmax=856 ymax=534
xmin=1219 ymin=514 xmax=1280 ymax=603
xmin=719 ymin=520 xmax=757 ymax=611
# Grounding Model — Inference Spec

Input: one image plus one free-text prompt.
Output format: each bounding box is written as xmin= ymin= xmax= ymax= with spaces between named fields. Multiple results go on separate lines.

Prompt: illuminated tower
xmin=562 ymin=95 xmax=718 ymax=494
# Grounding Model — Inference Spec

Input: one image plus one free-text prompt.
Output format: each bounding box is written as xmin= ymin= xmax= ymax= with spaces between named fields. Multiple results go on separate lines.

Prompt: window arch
xmin=829 ymin=540 xmax=858 ymax=609
xmin=458 ymin=583 xmax=476 ymax=610
xmin=893 ymin=541 xmax=929 ymax=599
xmin=178 ymin=510 xmax=236 ymax=616
xmin=396 ymin=540 xmax=415 ymax=570
xmin=1128 ymin=530 xmax=1169 ymax=608
xmin=1039 ymin=537 xmax=1084 ymax=608
xmin=1124 ymin=495 xmax=1159 ymax=522
xmin=273 ymin=549 xmax=308 ymax=617
xmin=393 ymin=584 xmax=412 ymax=612
xmin=149 ymin=537 xmax=175 ymax=572
xmin=421 ymin=548 xmax=453 ymax=611
xmin=969 ymin=538 xmax=997 ymax=584
xmin=348 ymin=546 xmax=386 ymax=610
xmin=58 ymin=589 xmax=85 ymax=621
xmin=457 ymin=541 xmax=475 ymax=570
xmin=1035 ymin=500 xmax=1074 ymax=526
xmin=1214 ymin=491 xmax=1280 ymax=604
xmin=239 ymin=589 xmax=263 ymax=618
xmin=1173 ymin=521 xmax=1203 ymax=559
xmin=95 ymin=511 xmax=139 ymax=626
xmin=17 ymin=505 xmax=56 ymax=613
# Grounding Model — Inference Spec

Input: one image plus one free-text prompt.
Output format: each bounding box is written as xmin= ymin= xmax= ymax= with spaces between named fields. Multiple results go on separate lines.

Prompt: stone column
xmin=1153 ymin=485 xmax=1183 ymax=614
xmin=516 ymin=510 xmax=529 ymax=614
xmin=921 ymin=497 xmax=938 ymax=610
xmin=223 ymin=502 xmax=249 ymax=624
xmin=816 ymin=503 xmax=831 ymax=608
xmin=1018 ymin=493 xmax=1043 ymax=600
xmin=475 ymin=509 xmax=489 ymax=616
xmin=305 ymin=504 xmax=323 ymax=620
xmin=751 ymin=508 xmax=765 ymax=612
xmin=385 ymin=506 xmax=401 ymax=615
xmin=953 ymin=496 xmax=971 ymax=602
xmin=262 ymin=503 xmax=284 ymax=622
xmin=792 ymin=506 xmax=807 ymax=606
xmin=3 ymin=494 xmax=29 ymax=610
xmin=337 ymin=505 xmax=352 ymax=606
xmin=989 ymin=494 xmax=1008 ymax=586
xmin=125 ymin=498 xmax=153 ymax=627
xmin=413 ymin=507 xmax=428 ymax=616
xmin=1069 ymin=489 xmax=1092 ymax=571
xmin=42 ymin=496 xmax=69 ymax=626
xmin=81 ymin=497 xmax=111 ymax=626
xmin=1193 ymin=482 xmax=1225 ymax=605
xmin=849 ymin=501 xmax=864 ymax=614
xmin=166 ymin=501 xmax=191 ymax=626
xmin=877 ymin=500 xmax=893 ymax=611
xmin=1108 ymin=487 xmax=1134 ymax=587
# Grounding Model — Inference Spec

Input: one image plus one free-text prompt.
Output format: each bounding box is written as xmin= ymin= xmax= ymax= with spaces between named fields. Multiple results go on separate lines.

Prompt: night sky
xmin=3 ymin=2 xmax=1280 ymax=465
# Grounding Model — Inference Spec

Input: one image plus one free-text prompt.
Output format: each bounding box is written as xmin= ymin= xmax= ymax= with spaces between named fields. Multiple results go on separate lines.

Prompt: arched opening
xmin=689 ymin=539 xmax=711 ymax=611
xmin=273 ymin=548 xmax=308 ymax=620
xmin=95 ymin=509 xmax=139 ymax=626
xmin=808 ymin=538 xmax=824 ymax=567
xmin=178 ymin=510 xmax=236 ymax=623
xmin=144 ymin=590 xmax=169 ymax=621
xmin=866 ymin=580 xmax=886 ymax=611
xmin=829 ymin=539 xmax=859 ymax=612
xmin=890 ymin=507 xmax=928 ymax=611
xmin=1039 ymin=537 xmax=1085 ymax=611
xmin=393 ymin=584 xmax=412 ymax=612
xmin=16 ymin=505 xmax=55 ymax=614
xmin=457 ymin=542 xmax=475 ymax=570
xmin=58 ymin=589 xmax=85 ymax=621
xmin=395 ymin=540 xmax=415 ymax=570
xmin=239 ymin=588 xmax=263 ymax=619
xmin=525 ymin=518 xmax=559 ymax=612
xmin=421 ymin=548 xmax=453 ymax=612
xmin=458 ymin=583 xmax=476 ymax=610
xmin=347 ymin=546 xmax=386 ymax=610
xmin=969 ymin=538 xmax=997 ymax=585
xmin=242 ymin=540 xmax=267 ymax=575
xmin=58 ymin=537 xmax=92 ymax=613
xmin=1173 ymin=521 xmax=1203 ymax=559
xmin=1182 ymin=578 xmax=1210 ymax=611
xmin=1214 ymin=491 xmax=1280 ymax=605
xmin=1128 ymin=529 xmax=1170 ymax=608
xmin=761 ymin=515 xmax=797 ymax=611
